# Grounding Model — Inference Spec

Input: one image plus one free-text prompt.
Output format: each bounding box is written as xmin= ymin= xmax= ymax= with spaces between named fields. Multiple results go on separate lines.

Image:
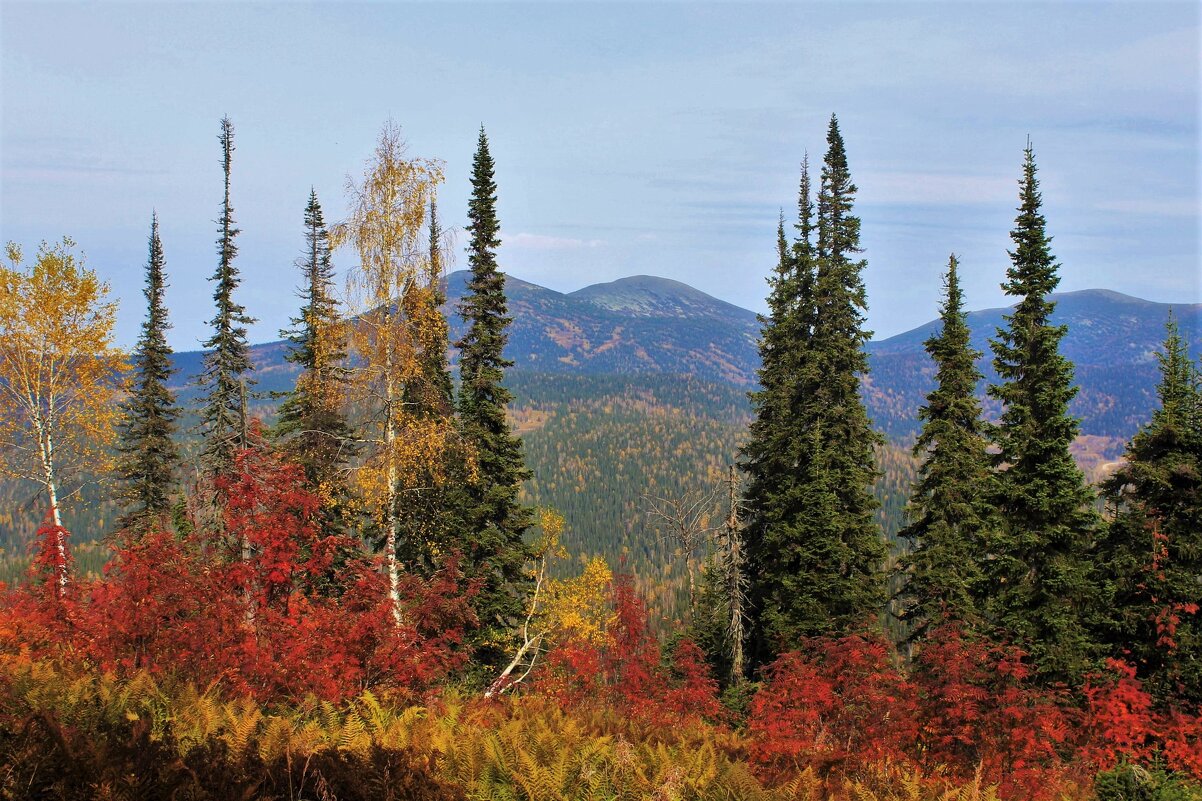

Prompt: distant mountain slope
xmin=3 ymin=272 xmax=1196 ymax=588
xmin=867 ymin=288 xmax=1199 ymax=366
xmin=446 ymin=271 xmax=760 ymax=384
xmin=168 ymin=272 xmax=1198 ymax=450
xmin=865 ymin=289 xmax=1201 ymax=445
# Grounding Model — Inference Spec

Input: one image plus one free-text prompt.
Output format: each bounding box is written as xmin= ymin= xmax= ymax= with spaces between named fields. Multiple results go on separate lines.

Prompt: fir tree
xmin=740 ymin=174 xmax=809 ymax=663
xmin=985 ymin=142 xmax=1100 ymax=680
xmin=422 ymin=200 xmax=455 ymax=414
xmin=275 ymin=189 xmax=355 ymax=531
xmin=117 ymin=213 xmax=179 ymax=530
xmin=455 ymin=127 xmax=535 ymax=663
xmin=1098 ymin=315 xmax=1201 ymax=703
xmin=895 ymin=255 xmax=992 ymax=641
xmin=199 ymin=116 xmax=255 ymax=478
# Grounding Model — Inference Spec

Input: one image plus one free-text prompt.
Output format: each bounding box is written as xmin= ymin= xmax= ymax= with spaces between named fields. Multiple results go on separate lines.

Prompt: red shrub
xmin=748 ymin=633 xmax=918 ymax=778
xmin=0 ymin=444 xmax=476 ymax=705
xmin=912 ymin=626 xmax=1073 ymax=798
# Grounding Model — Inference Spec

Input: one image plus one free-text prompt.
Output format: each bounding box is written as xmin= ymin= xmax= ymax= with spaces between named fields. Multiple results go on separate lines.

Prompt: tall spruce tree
xmin=743 ymin=119 xmax=886 ymax=660
xmin=455 ymin=127 xmax=534 ymax=663
xmin=985 ymin=142 xmax=1100 ymax=680
xmin=895 ymin=255 xmax=992 ymax=641
xmin=801 ymin=114 xmax=886 ymax=634
xmin=275 ymin=189 xmax=354 ymax=531
xmin=1098 ymin=315 xmax=1201 ymax=703
xmin=117 ymin=213 xmax=180 ymax=530
xmin=199 ymin=116 xmax=255 ymax=477
xmin=741 ymin=167 xmax=812 ymax=662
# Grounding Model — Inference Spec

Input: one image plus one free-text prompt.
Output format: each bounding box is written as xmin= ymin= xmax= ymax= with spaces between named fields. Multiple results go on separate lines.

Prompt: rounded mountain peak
xmin=568 ymin=275 xmax=754 ymax=320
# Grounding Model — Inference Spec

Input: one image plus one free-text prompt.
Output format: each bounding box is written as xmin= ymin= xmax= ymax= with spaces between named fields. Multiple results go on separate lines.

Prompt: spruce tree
xmin=985 ymin=142 xmax=1100 ymax=680
xmin=117 ymin=213 xmax=180 ymax=530
xmin=743 ymin=119 xmax=886 ymax=658
xmin=895 ymin=255 xmax=992 ymax=641
xmin=797 ymin=115 xmax=886 ymax=633
xmin=1098 ymin=315 xmax=1201 ymax=703
xmin=741 ymin=169 xmax=811 ymax=661
xmin=199 ymin=116 xmax=255 ymax=477
xmin=423 ymin=200 xmax=455 ymax=414
xmin=275 ymin=189 xmax=354 ymax=531
xmin=455 ymin=127 xmax=535 ymax=663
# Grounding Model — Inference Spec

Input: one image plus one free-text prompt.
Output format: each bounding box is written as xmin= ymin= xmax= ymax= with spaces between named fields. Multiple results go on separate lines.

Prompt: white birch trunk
xmin=384 ymin=332 xmax=402 ymax=626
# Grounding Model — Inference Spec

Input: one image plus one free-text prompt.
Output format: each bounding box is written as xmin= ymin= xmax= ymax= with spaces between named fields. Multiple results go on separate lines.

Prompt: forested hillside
xmin=0 ymin=278 xmax=1194 ymax=592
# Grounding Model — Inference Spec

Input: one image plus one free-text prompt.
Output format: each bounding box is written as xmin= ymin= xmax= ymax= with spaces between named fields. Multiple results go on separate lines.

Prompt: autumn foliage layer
xmin=0 ymin=453 xmax=1198 ymax=800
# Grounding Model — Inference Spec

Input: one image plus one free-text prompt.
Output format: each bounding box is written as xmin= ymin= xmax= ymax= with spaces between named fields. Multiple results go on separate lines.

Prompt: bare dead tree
xmin=641 ymin=485 xmax=723 ymax=616
xmin=643 ymin=467 xmax=749 ymax=685
xmin=720 ymin=464 xmax=749 ymax=684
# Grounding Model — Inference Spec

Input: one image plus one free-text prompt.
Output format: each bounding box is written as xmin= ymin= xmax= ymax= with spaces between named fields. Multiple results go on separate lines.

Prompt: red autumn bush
xmin=1081 ymin=657 xmax=1202 ymax=781
xmin=911 ymin=625 xmax=1073 ymax=798
xmin=747 ymin=632 xmax=919 ymax=778
xmin=0 ymin=444 xmax=477 ymax=705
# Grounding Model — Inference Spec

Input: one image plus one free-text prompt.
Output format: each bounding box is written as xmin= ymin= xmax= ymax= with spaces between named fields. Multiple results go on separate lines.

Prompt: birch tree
xmin=0 ymin=238 xmax=126 ymax=588
xmin=333 ymin=123 xmax=452 ymax=624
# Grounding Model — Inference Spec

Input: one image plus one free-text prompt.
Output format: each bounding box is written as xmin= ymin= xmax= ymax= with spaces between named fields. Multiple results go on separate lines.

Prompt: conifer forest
xmin=0 ymin=105 xmax=1198 ymax=800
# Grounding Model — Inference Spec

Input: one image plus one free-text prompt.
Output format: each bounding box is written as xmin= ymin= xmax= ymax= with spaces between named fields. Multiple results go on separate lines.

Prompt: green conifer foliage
xmin=454 ymin=128 xmax=534 ymax=663
xmin=741 ymin=177 xmax=809 ymax=663
xmin=985 ymin=143 xmax=1100 ymax=680
xmin=275 ymin=189 xmax=355 ymax=532
xmin=199 ymin=116 xmax=255 ymax=477
xmin=743 ymin=119 xmax=886 ymax=659
xmin=422 ymin=200 xmax=455 ymax=415
xmin=1098 ymin=315 xmax=1202 ymax=703
xmin=896 ymin=255 xmax=992 ymax=641
xmin=117 ymin=213 xmax=180 ymax=531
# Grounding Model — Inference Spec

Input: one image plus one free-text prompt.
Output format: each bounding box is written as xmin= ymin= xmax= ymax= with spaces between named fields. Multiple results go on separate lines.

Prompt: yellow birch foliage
xmin=0 ymin=238 xmax=126 ymax=523
xmin=528 ymin=508 xmax=615 ymax=646
xmin=332 ymin=123 xmax=453 ymax=525
xmin=543 ymin=556 xmax=615 ymax=645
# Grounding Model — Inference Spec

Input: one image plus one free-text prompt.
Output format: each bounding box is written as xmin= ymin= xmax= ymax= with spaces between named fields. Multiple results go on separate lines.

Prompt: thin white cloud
xmin=506 ymin=232 xmax=604 ymax=251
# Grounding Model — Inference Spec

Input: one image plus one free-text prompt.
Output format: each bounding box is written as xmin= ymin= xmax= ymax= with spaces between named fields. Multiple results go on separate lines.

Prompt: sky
xmin=1 ymin=1 xmax=1198 ymax=350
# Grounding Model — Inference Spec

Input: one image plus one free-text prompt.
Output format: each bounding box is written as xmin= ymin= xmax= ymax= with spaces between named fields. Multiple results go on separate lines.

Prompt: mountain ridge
xmin=169 ymin=270 xmax=1199 ymax=445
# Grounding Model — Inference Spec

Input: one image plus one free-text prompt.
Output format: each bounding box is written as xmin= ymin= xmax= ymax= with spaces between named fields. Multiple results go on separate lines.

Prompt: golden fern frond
xmin=258 ymin=715 xmax=295 ymax=763
xmin=337 ymin=705 xmax=370 ymax=756
xmin=773 ymin=766 xmax=821 ymax=801
xmin=220 ymin=699 xmax=263 ymax=757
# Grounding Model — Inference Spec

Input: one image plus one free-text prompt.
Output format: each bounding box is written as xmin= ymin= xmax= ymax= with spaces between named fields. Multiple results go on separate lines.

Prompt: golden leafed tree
xmin=332 ymin=122 xmax=459 ymax=624
xmin=0 ymin=238 xmax=127 ymax=587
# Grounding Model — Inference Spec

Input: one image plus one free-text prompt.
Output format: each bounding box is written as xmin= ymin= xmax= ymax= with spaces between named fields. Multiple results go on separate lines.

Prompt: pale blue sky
xmin=2 ymin=2 xmax=1198 ymax=349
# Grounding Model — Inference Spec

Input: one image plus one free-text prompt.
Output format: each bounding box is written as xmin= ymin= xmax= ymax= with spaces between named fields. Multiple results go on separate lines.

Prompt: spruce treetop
xmin=896 ymin=254 xmax=991 ymax=639
xmin=117 ymin=213 xmax=180 ymax=528
xmin=985 ymin=142 xmax=1100 ymax=681
xmin=200 ymin=115 xmax=256 ymax=475
xmin=454 ymin=126 xmax=534 ymax=666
